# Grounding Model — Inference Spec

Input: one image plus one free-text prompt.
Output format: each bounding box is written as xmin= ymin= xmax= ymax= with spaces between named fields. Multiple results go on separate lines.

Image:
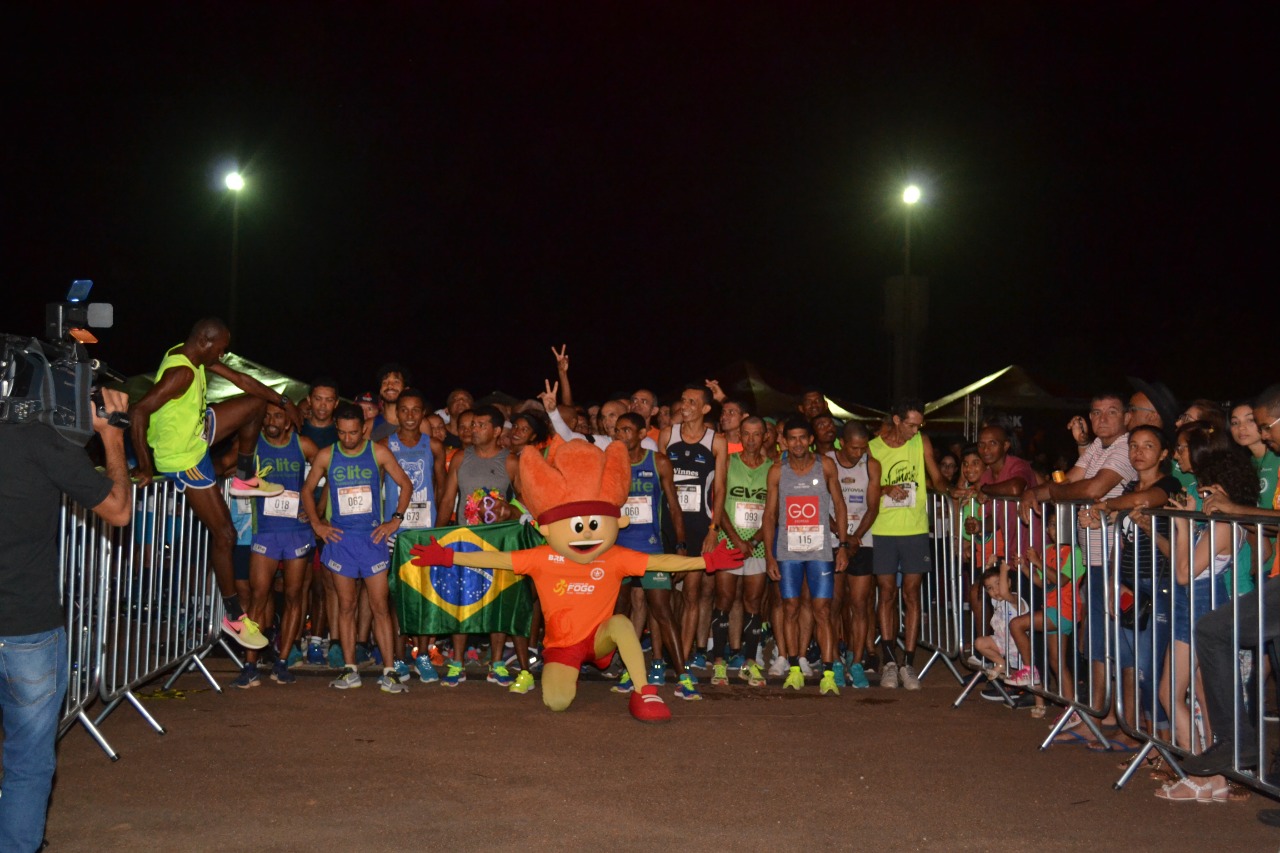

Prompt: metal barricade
xmin=914 ymin=495 xmax=965 ymax=684
xmin=945 ymin=497 xmax=1116 ymax=749
xmin=92 ymin=479 xmax=225 ymax=743
xmin=56 ymin=494 xmax=118 ymax=759
xmin=1109 ymin=505 xmax=1279 ymax=798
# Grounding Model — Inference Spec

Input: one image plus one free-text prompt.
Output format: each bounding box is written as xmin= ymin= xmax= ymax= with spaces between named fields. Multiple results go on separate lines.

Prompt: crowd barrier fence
xmin=924 ymin=492 xmax=1280 ymax=799
xmin=56 ymin=479 xmax=227 ymax=760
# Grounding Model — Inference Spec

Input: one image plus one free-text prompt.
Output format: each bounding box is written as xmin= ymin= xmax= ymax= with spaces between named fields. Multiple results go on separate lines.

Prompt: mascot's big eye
xmin=589 ymin=518 xmax=600 ymax=531
xmin=573 ymin=520 xmax=585 ymax=534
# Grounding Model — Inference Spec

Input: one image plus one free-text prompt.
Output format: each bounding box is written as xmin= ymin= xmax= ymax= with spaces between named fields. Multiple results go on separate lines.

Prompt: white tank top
xmin=830 ymin=451 xmax=873 ymax=547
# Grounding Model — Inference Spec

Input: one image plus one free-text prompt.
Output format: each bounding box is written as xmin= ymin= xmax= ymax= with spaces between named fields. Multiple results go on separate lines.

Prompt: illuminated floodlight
xmin=225 ymin=171 xmax=245 ymax=192
xmin=902 ymin=185 xmax=921 ymax=205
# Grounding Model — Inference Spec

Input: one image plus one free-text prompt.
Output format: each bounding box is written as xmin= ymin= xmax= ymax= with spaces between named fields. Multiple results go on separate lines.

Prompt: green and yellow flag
xmin=391 ymin=522 xmax=541 ymax=636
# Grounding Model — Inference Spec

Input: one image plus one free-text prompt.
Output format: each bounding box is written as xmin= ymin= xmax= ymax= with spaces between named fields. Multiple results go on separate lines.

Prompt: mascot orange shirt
xmin=412 ymin=438 xmax=742 ymax=723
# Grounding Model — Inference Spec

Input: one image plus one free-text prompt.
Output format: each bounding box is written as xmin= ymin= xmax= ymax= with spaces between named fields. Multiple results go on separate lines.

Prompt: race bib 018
xmin=676 ymin=483 xmax=702 ymax=514
xmin=263 ymin=490 xmax=300 ymax=519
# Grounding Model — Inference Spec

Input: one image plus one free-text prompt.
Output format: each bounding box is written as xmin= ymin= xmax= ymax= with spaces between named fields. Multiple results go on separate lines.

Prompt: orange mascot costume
xmin=412 ymin=438 xmax=743 ymax=722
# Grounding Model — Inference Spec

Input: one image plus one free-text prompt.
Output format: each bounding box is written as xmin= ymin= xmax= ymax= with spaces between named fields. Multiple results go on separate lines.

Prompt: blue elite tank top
xmin=254 ymin=432 xmax=309 ymax=534
xmin=326 ymin=440 xmax=382 ymax=530
xmin=618 ymin=450 xmax=664 ymax=554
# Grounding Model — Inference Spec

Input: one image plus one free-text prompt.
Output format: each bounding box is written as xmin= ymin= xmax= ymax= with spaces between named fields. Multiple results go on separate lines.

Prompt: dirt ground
xmin=42 ymin=657 xmax=1279 ymax=852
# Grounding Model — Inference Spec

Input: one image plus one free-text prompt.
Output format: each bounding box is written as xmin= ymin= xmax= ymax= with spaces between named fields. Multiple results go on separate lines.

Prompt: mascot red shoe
xmin=412 ymin=439 xmax=742 ymax=723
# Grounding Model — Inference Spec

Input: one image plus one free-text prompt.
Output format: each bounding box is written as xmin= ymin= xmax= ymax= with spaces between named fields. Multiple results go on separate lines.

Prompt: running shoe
xmin=393 ymin=659 xmax=412 ymax=683
xmin=378 ymin=669 xmax=408 ymax=694
xmin=372 ymin=647 xmax=384 ymax=666
xmin=675 ymin=673 xmax=702 ymax=700
xmin=743 ymin=661 xmax=767 ymax=687
xmin=1004 ymin=665 xmax=1040 ymax=687
xmin=442 ymin=662 xmax=465 ymax=687
xmin=330 ymin=666 xmax=362 ymax=689
xmin=832 ymin=660 xmax=847 ymax=687
xmin=285 ymin=644 xmax=304 ymax=668
xmin=510 ymin=669 xmax=536 ymax=694
xmin=270 ymin=660 xmax=295 ymax=685
xmin=639 ymin=633 xmax=653 ymax=653
xmin=221 ymin=614 xmax=269 ymax=650
xmin=229 ymin=465 xmax=284 ymax=498
xmin=848 ymin=662 xmax=871 ymax=689
xmin=465 ymin=646 xmax=482 ymax=666
xmin=611 ymin=671 xmax=634 ymax=694
xmin=880 ymin=661 xmax=899 ymax=689
xmin=979 ymin=683 xmax=1007 ymax=702
xmin=798 ymin=657 xmax=814 ymax=678
xmin=427 ymin=643 xmax=445 ymax=668
xmin=327 ymin=642 xmax=345 ymax=669
xmin=487 ymin=662 xmax=514 ymax=687
xmin=527 ymin=648 xmax=543 ymax=674
xmin=726 ymin=653 xmax=746 ymax=671
xmin=820 ymin=670 xmax=841 ymax=696
xmin=691 ymin=652 xmax=708 ymax=670
xmin=305 ymin=639 xmax=325 ymax=666
xmin=767 ymin=656 xmax=789 ymax=678
xmin=415 ymin=654 xmax=439 ymax=683
xmin=629 ymin=685 xmax=671 ymax=723
xmin=900 ymin=664 xmax=921 ymax=691
xmin=647 ymin=658 xmax=667 ymax=686
xmin=355 ymin=644 xmax=373 ymax=664
xmin=711 ymin=662 xmax=729 ymax=686
xmin=233 ymin=662 xmax=260 ymax=689
xmin=783 ymin=666 xmax=805 ymax=691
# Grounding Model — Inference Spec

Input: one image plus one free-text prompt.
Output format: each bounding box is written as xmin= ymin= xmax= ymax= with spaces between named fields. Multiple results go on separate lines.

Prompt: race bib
xmin=676 ymin=483 xmax=702 ymax=514
xmin=734 ymin=501 xmax=764 ymax=531
xmin=337 ymin=484 xmax=373 ymax=516
xmin=881 ymin=482 xmax=917 ymax=509
xmin=846 ymin=516 xmax=864 ymax=536
xmin=263 ymin=490 xmax=300 ymax=519
xmin=233 ymin=497 xmax=252 ymax=516
xmin=402 ymin=501 xmax=433 ymax=529
xmin=623 ymin=495 xmax=654 ymax=525
xmin=785 ymin=495 xmax=822 ymax=552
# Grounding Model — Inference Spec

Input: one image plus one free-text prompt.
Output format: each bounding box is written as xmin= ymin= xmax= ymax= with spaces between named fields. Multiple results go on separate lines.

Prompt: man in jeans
xmin=0 ymin=388 xmax=133 ymax=852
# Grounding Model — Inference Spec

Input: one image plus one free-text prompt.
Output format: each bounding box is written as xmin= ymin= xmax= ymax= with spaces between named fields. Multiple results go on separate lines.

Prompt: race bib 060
xmin=623 ymin=495 xmax=654 ymax=525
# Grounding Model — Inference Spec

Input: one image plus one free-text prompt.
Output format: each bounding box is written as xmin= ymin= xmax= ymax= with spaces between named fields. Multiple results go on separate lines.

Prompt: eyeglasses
xmin=1261 ymin=415 xmax=1280 ymax=433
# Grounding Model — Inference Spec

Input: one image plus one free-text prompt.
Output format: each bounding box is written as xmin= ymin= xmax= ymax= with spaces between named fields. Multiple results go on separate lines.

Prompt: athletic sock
xmin=223 ymin=595 xmax=244 ymax=620
xmin=710 ymin=608 xmax=731 ymax=661
xmin=902 ymin=648 xmax=916 ymax=669
xmin=236 ymin=452 xmax=255 ymax=481
xmin=742 ymin=612 xmax=762 ymax=661
xmin=788 ymin=656 xmax=800 ymax=668
xmin=879 ymin=640 xmax=897 ymax=665
xmin=822 ymin=662 xmax=834 ymax=675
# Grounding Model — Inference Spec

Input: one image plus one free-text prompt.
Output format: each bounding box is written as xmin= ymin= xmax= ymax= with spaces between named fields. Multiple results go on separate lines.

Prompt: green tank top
xmin=720 ymin=453 xmax=772 ymax=558
xmin=147 ymin=345 xmax=208 ymax=471
xmin=869 ymin=432 xmax=928 ymax=536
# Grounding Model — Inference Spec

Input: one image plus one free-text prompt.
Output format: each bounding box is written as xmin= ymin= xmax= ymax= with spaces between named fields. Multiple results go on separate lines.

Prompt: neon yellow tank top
xmin=869 ymin=432 xmax=928 ymax=536
xmin=147 ymin=344 xmax=208 ymax=472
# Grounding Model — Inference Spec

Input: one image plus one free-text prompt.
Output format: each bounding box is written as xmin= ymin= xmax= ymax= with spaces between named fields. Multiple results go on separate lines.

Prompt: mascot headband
xmin=536 ymin=500 xmax=622 ymax=526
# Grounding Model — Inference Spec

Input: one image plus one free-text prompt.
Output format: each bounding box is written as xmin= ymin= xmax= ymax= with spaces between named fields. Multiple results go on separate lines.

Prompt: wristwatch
xmin=391 ymin=512 xmax=405 ymax=521
xmin=278 ymin=394 xmax=291 ymax=408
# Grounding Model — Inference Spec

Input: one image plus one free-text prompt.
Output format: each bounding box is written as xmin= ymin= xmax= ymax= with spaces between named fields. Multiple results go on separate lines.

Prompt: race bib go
xmin=623 ymin=495 xmax=654 ymax=525
xmin=264 ymin=490 xmax=300 ymax=519
xmin=785 ymin=495 xmax=822 ymax=552
xmin=337 ymin=485 xmax=373 ymax=516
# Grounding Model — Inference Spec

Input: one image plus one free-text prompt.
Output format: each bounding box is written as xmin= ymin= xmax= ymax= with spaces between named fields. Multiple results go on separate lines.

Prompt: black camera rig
xmin=0 ymin=280 xmax=126 ymax=445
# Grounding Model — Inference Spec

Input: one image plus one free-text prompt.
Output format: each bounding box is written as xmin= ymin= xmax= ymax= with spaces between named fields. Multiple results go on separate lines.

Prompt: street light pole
xmin=889 ymin=184 xmax=923 ymax=401
xmin=225 ymin=171 xmax=245 ymax=335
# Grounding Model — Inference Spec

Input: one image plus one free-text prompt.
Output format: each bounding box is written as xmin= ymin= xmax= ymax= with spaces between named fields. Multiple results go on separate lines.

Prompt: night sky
xmin=6 ymin=4 xmax=1271 ymax=412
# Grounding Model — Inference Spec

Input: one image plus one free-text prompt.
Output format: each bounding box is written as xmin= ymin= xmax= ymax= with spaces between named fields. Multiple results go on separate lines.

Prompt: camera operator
xmin=0 ymin=388 xmax=132 ymax=853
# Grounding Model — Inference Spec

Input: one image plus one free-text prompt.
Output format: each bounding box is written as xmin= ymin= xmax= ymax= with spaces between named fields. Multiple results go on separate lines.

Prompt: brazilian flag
xmin=391 ymin=521 xmax=542 ymax=635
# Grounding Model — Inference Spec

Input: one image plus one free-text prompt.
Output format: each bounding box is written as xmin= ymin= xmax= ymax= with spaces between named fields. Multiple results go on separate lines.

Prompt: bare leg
xmin=332 ymin=573 xmax=359 ymax=667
